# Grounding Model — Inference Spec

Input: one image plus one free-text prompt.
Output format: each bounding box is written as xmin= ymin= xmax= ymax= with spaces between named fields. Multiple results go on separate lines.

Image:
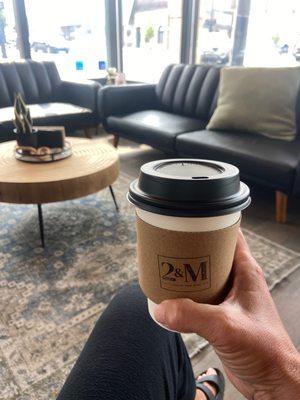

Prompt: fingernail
xmin=154 ymin=304 xmax=167 ymax=325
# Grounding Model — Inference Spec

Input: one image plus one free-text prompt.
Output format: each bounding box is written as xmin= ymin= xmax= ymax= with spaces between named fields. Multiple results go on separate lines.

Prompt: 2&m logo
xmin=158 ymin=255 xmax=211 ymax=292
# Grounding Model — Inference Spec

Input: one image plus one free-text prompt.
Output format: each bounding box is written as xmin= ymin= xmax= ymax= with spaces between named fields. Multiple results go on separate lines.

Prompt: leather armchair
xmin=0 ymin=60 xmax=101 ymax=142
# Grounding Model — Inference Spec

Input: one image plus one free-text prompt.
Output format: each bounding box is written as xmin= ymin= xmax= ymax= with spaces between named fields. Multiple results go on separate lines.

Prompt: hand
xmin=154 ymin=230 xmax=300 ymax=400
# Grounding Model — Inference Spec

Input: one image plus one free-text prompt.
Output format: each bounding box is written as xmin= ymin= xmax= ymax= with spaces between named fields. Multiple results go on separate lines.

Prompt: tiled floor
xmin=116 ymin=137 xmax=300 ymax=400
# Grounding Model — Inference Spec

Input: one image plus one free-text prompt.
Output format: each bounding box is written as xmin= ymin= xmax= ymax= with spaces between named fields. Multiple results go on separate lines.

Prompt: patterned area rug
xmin=0 ymin=172 xmax=299 ymax=399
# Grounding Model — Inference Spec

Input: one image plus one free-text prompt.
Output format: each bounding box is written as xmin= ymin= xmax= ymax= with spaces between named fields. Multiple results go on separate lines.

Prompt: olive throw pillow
xmin=207 ymin=67 xmax=300 ymax=141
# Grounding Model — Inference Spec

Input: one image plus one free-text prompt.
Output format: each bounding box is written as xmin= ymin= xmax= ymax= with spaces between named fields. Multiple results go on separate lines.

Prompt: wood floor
xmin=117 ymin=138 xmax=300 ymax=400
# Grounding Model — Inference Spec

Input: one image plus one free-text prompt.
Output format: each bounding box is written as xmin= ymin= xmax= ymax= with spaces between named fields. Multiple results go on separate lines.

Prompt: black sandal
xmin=195 ymin=368 xmax=225 ymax=400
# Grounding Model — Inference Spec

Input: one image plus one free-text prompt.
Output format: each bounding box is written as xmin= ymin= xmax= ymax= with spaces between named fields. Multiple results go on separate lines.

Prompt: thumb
xmin=154 ymin=298 xmax=225 ymax=341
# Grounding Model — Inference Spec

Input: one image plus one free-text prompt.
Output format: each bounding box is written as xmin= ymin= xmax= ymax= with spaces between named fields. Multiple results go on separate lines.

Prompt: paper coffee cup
xmin=127 ymin=159 xmax=251 ymax=321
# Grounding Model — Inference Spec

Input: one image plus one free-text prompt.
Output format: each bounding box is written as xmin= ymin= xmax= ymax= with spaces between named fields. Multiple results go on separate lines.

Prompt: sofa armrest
xmin=98 ymin=84 xmax=159 ymax=120
xmin=59 ymin=80 xmax=101 ymax=112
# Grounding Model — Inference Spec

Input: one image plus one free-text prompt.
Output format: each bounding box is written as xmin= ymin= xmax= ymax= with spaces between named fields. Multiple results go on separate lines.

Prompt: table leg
xmin=109 ymin=186 xmax=119 ymax=211
xmin=37 ymin=204 xmax=45 ymax=247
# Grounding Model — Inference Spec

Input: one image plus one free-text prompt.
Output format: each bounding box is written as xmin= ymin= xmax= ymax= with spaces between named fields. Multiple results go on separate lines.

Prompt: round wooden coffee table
xmin=0 ymin=138 xmax=119 ymax=246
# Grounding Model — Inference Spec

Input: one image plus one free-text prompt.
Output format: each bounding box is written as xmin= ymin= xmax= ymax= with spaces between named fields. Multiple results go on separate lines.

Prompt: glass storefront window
xmin=244 ymin=0 xmax=300 ymax=67
xmin=25 ymin=0 xmax=107 ymax=80
xmin=196 ymin=0 xmax=238 ymax=66
xmin=0 ymin=0 xmax=20 ymax=60
xmin=122 ymin=0 xmax=183 ymax=83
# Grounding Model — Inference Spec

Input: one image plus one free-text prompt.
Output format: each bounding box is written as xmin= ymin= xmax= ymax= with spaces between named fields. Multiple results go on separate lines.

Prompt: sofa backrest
xmin=157 ymin=63 xmax=300 ymax=140
xmin=0 ymin=60 xmax=62 ymax=108
xmin=156 ymin=64 xmax=221 ymax=122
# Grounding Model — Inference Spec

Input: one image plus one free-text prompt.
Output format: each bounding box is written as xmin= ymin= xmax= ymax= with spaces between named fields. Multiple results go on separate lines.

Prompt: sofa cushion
xmin=0 ymin=103 xmax=94 ymax=142
xmin=176 ymin=129 xmax=300 ymax=192
xmin=0 ymin=102 xmax=92 ymax=121
xmin=207 ymin=67 xmax=300 ymax=141
xmin=106 ymin=110 xmax=206 ymax=152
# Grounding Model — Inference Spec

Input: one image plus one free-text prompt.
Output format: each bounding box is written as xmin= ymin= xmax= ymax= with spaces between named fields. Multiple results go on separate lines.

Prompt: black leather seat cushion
xmin=176 ymin=130 xmax=300 ymax=192
xmin=107 ymin=110 xmax=206 ymax=152
xmin=0 ymin=103 xmax=93 ymax=141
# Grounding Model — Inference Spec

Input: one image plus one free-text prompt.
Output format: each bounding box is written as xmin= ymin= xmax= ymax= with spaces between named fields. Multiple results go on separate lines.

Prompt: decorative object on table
xmin=106 ymin=67 xmax=118 ymax=85
xmin=15 ymin=140 xmax=72 ymax=163
xmin=13 ymin=93 xmax=71 ymax=163
xmin=115 ymin=72 xmax=126 ymax=85
xmin=14 ymin=92 xmax=33 ymax=135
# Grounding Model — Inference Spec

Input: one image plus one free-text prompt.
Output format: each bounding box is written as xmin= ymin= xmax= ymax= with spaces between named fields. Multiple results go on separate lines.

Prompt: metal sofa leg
xmin=275 ymin=191 xmax=288 ymax=223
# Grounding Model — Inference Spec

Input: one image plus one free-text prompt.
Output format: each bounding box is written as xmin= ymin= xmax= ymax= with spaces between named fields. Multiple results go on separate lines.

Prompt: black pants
xmin=57 ymin=284 xmax=196 ymax=400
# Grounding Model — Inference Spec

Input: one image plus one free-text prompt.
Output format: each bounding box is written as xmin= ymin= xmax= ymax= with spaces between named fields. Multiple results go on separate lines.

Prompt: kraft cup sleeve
xmin=136 ymin=216 xmax=241 ymax=305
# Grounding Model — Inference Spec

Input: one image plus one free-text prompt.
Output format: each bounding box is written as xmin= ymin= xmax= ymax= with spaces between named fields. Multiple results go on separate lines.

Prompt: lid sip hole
xmin=191 ymin=176 xmax=209 ymax=179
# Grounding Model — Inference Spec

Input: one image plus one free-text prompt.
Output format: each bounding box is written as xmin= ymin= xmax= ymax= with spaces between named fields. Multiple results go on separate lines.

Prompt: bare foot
xmin=195 ymin=367 xmax=218 ymax=400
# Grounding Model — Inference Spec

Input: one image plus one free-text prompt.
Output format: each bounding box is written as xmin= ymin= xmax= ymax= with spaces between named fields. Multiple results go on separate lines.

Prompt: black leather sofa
xmin=0 ymin=60 xmax=101 ymax=142
xmin=99 ymin=63 xmax=300 ymax=222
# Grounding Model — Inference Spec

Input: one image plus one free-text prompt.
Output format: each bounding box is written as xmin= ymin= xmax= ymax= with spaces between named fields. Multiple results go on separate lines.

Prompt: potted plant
xmin=13 ymin=93 xmax=65 ymax=149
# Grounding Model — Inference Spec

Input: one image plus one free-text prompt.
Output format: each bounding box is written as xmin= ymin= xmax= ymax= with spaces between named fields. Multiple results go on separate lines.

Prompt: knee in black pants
xmin=57 ymin=284 xmax=196 ymax=400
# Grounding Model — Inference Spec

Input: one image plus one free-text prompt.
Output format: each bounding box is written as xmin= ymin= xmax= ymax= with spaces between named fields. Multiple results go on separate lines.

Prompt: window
xmin=122 ymin=0 xmax=183 ymax=83
xmin=195 ymin=0 xmax=238 ymax=66
xmin=0 ymin=0 xmax=20 ymax=60
xmin=244 ymin=0 xmax=300 ymax=67
xmin=25 ymin=0 xmax=108 ymax=80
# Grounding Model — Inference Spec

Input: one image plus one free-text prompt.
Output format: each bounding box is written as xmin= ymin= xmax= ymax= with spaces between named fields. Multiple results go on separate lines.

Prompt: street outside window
xmin=122 ymin=0 xmax=182 ymax=83
xmin=25 ymin=0 xmax=108 ymax=80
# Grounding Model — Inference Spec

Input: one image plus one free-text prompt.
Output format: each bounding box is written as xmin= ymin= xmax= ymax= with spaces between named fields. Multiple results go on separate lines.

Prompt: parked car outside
xmin=31 ymin=34 xmax=69 ymax=54
xmin=199 ymin=31 xmax=231 ymax=65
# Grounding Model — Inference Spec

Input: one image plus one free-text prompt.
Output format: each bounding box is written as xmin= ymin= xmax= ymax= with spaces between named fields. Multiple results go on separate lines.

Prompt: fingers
xmin=154 ymin=298 xmax=225 ymax=341
xmin=234 ymin=229 xmax=254 ymax=265
xmin=232 ymin=229 xmax=267 ymax=292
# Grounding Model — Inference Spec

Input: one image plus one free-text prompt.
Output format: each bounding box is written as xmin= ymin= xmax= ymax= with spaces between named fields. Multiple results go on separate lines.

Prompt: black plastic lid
xmin=127 ymin=159 xmax=251 ymax=217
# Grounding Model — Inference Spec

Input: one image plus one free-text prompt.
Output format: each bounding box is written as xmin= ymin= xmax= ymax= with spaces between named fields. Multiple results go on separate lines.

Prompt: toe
xmin=206 ymin=367 xmax=217 ymax=376
xmin=197 ymin=367 xmax=217 ymax=380
xmin=196 ymin=368 xmax=218 ymax=397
